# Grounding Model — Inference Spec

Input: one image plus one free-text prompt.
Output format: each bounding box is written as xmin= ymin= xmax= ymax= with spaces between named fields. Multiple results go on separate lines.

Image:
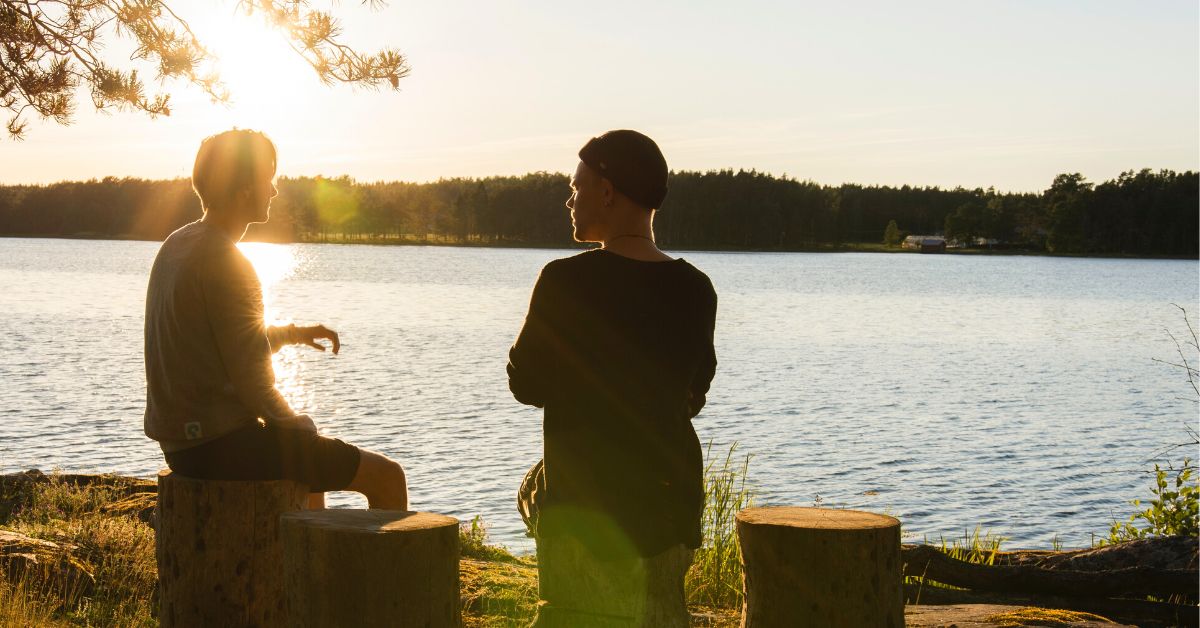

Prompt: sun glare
xmin=188 ymin=6 xmax=318 ymax=132
xmin=237 ymin=242 xmax=300 ymax=305
xmin=235 ymin=241 xmax=314 ymax=411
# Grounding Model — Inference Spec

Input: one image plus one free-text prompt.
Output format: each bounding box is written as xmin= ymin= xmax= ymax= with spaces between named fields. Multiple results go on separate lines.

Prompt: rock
xmin=905 ymin=604 xmax=1133 ymax=627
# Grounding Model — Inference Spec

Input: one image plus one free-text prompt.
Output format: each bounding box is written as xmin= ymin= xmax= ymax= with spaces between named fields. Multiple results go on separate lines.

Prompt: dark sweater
xmin=508 ymin=249 xmax=718 ymax=557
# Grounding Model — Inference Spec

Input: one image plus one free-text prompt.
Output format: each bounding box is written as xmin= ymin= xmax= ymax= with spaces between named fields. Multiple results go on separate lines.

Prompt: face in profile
xmin=567 ymin=161 xmax=606 ymax=242
xmin=243 ymin=162 xmax=279 ymax=224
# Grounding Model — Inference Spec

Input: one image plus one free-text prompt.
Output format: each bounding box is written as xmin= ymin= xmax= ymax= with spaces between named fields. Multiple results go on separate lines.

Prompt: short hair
xmin=191 ymin=129 xmax=277 ymax=211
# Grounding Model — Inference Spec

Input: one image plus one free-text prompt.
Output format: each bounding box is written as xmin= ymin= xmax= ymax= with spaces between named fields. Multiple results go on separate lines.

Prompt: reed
xmin=685 ymin=441 xmax=755 ymax=609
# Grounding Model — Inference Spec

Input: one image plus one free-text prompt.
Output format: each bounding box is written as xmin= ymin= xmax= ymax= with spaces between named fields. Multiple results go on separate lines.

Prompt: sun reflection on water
xmin=236 ymin=242 xmax=314 ymax=412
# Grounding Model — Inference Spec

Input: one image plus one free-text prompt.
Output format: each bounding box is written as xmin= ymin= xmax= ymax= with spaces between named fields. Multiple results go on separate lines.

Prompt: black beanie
xmin=578 ymin=130 xmax=669 ymax=210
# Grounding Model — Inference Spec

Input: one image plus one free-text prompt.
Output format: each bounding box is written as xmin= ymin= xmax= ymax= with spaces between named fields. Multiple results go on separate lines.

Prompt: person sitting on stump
xmin=143 ymin=129 xmax=407 ymax=510
xmin=509 ymin=130 xmax=718 ymax=627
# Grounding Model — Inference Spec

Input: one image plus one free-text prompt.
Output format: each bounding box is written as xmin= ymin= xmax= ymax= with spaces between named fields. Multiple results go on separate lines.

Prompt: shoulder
xmin=676 ymin=259 xmax=715 ymax=293
xmin=674 ymin=260 xmax=717 ymax=312
xmin=538 ymin=249 xmax=602 ymax=280
xmin=180 ymin=226 xmax=256 ymax=285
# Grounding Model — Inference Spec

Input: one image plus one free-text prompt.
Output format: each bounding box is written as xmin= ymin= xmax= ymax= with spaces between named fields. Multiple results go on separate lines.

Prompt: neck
xmin=600 ymin=225 xmax=671 ymax=262
xmin=201 ymin=209 xmax=250 ymax=242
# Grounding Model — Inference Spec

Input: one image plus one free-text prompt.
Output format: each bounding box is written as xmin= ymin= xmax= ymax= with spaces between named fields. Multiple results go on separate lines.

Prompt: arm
xmin=687 ymin=286 xmax=718 ymax=418
xmin=508 ymin=265 xmax=556 ymax=408
xmin=202 ymin=250 xmax=296 ymax=420
xmin=266 ymin=323 xmax=341 ymax=354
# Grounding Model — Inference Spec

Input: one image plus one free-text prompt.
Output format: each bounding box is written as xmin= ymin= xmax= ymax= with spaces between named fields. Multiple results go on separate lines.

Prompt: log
xmin=0 ymin=529 xmax=95 ymax=603
xmin=984 ymin=536 xmax=1199 ymax=571
xmin=904 ymin=584 xmax=1199 ymax=627
xmin=532 ymin=533 xmax=694 ymax=628
xmin=901 ymin=544 xmax=1197 ymax=597
xmin=155 ymin=469 xmax=308 ymax=628
xmin=736 ymin=506 xmax=903 ymax=628
xmin=281 ymin=509 xmax=460 ymax=628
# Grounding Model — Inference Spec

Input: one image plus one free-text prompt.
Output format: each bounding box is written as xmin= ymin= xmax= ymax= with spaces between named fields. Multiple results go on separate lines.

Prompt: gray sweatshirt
xmin=143 ymin=220 xmax=294 ymax=452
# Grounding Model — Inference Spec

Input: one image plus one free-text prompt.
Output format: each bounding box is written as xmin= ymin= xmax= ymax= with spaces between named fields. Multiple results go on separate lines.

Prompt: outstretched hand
xmin=294 ymin=324 xmax=341 ymax=354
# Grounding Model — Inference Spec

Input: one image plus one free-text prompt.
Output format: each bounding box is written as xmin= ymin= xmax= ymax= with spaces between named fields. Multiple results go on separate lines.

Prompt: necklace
xmin=606 ymin=234 xmax=655 ymax=245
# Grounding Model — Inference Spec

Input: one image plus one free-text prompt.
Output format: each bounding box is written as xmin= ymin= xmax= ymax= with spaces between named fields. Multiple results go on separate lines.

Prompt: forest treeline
xmin=0 ymin=168 xmax=1195 ymax=256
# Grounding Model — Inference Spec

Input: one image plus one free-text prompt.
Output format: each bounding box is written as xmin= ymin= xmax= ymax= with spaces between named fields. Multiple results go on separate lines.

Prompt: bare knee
xmin=349 ymin=450 xmax=408 ymax=510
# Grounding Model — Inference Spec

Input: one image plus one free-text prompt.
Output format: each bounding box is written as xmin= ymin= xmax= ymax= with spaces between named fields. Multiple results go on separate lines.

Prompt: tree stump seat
xmin=736 ymin=506 xmax=904 ymax=628
xmin=281 ymin=509 xmax=461 ymax=628
xmin=155 ymin=469 xmax=309 ymax=628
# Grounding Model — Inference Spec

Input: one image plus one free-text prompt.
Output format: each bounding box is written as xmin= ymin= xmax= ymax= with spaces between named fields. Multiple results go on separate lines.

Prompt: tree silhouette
xmin=0 ymin=0 xmax=409 ymax=138
xmin=0 ymin=169 xmax=1194 ymax=258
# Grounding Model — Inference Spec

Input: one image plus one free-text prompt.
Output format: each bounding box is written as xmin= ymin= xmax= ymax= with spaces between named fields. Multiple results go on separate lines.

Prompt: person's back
xmin=145 ymin=219 xmax=291 ymax=448
xmin=511 ymin=249 xmax=716 ymax=556
xmin=509 ymin=130 xmax=717 ymax=627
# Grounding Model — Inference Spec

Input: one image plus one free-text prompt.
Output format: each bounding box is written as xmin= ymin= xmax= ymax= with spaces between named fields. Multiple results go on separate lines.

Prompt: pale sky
xmin=1 ymin=0 xmax=1197 ymax=191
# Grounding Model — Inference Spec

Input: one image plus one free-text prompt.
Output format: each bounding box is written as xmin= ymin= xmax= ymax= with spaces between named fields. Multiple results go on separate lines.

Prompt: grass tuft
xmin=685 ymin=441 xmax=754 ymax=609
xmin=459 ymin=515 xmax=522 ymax=563
xmin=983 ymin=607 xmax=1115 ymax=626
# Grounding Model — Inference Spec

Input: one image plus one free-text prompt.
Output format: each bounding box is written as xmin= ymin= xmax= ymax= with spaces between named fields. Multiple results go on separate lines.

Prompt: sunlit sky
xmin=1 ymin=0 xmax=1197 ymax=191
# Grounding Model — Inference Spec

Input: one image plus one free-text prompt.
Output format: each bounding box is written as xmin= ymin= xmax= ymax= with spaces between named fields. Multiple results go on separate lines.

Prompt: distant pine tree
xmin=883 ymin=220 xmax=901 ymax=246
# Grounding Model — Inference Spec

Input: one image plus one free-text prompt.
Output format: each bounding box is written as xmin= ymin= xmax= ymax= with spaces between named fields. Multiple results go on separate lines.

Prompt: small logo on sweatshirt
xmin=185 ymin=422 xmax=203 ymax=440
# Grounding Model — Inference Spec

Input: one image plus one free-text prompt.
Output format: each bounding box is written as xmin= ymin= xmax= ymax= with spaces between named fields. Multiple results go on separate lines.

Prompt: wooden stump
xmin=281 ymin=509 xmax=461 ymax=628
xmin=155 ymin=469 xmax=309 ymax=628
xmin=736 ymin=506 xmax=903 ymax=628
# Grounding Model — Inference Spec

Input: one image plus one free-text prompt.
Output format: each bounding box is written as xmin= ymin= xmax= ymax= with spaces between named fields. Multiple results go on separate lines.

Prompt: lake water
xmin=0 ymin=236 xmax=1196 ymax=553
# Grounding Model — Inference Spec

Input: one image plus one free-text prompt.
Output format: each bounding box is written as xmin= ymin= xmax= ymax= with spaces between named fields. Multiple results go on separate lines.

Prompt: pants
xmin=533 ymin=534 xmax=693 ymax=628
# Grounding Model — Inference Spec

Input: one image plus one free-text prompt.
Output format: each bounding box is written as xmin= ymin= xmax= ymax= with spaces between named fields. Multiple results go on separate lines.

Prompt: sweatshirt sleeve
xmin=508 ymin=264 xmax=557 ymax=408
xmin=265 ymin=325 xmax=294 ymax=353
xmin=202 ymin=248 xmax=295 ymax=419
xmin=687 ymin=281 xmax=718 ymax=418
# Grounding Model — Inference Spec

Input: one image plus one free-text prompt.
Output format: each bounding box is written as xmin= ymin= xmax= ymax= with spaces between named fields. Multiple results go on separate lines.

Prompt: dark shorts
xmin=164 ymin=419 xmax=361 ymax=492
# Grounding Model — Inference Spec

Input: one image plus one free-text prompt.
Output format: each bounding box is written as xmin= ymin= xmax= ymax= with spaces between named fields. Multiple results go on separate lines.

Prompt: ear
xmin=600 ymin=177 xmax=615 ymax=206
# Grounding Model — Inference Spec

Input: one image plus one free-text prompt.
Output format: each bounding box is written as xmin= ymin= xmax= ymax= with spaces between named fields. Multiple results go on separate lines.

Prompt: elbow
xmin=509 ymin=380 xmax=545 ymax=409
xmin=507 ymin=361 xmax=545 ymax=408
xmin=508 ymin=374 xmax=545 ymax=408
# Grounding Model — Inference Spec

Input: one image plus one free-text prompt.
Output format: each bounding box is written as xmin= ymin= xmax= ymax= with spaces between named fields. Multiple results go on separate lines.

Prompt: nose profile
xmin=565 ymin=194 xmax=574 ymax=210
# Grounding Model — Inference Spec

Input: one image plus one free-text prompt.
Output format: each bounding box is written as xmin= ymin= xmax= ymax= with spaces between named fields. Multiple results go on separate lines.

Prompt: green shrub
xmin=1107 ymin=461 xmax=1198 ymax=543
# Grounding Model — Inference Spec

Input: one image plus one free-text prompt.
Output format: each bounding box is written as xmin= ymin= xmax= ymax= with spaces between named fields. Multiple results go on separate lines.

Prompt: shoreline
xmin=2 ymin=232 xmax=1196 ymax=261
xmin=1 ymin=470 xmax=1194 ymax=627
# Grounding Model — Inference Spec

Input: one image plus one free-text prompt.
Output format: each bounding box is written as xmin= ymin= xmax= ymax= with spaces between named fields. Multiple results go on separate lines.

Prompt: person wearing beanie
xmin=508 ymin=130 xmax=718 ymax=626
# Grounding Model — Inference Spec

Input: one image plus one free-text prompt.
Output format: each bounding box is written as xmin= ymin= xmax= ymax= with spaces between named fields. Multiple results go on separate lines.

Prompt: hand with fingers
xmin=291 ymin=324 xmax=341 ymax=354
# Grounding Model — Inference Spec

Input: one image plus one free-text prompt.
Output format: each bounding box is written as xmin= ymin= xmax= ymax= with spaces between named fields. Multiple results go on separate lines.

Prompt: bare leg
xmin=307 ymin=492 xmax=326 ymax=509
xmin=346 ymin=450 xmax=408 ymax=510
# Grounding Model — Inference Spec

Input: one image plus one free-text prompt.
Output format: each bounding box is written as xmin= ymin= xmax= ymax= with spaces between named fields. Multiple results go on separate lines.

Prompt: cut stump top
xmin=737 ymin=506 xmax=899 ymax=530
xmin=281 ymin=509 xmax=458 ymax=533
xmin=156 ymin=469 xmax=304 ymax=490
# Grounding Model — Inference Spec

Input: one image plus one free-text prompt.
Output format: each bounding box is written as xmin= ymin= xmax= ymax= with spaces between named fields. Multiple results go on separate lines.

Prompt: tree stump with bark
xmin=281 ymin=509 xmax=461 ymax=628
xmin=736 ymin=506 xmax=903 ymax=628
xmin=155 ymin=470 xmax=309 ymax=628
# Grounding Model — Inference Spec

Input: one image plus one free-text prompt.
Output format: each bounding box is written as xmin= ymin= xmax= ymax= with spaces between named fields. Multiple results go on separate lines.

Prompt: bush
xmin=1107 ymin=461 xmax=1198 ymax=543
